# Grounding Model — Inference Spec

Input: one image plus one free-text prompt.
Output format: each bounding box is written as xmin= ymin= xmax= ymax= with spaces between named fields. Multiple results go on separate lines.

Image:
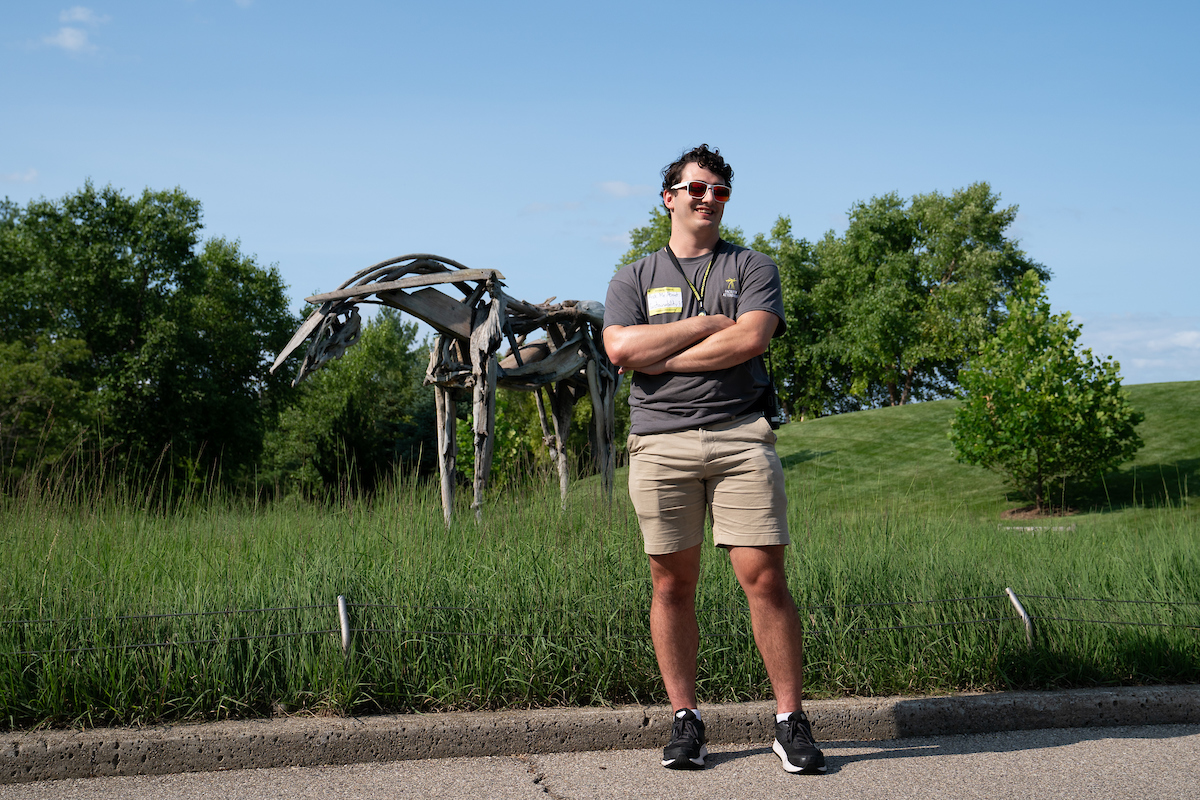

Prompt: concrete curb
xmin=4 ymin=685 xmax=1198 ymax=784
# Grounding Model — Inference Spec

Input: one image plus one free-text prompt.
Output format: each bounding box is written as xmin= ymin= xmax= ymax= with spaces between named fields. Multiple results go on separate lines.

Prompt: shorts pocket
xmin=750 ymin=415 xmax=777 ymax=445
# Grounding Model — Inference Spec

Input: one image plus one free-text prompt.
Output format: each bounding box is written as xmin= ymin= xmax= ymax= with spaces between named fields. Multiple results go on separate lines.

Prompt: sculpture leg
xmin=467 ymin=289 xmax=506 ymax=522
xmin=586 ymin=360 xmax=617 ymax=502
xmin=546 ymin=382 xmax=573 ymax=510
xmin=471 ymin=348 xmax=497 ymax=521
xmin=534 ymin=386 xmax=553 ymax=451
xmin=606 ymin=371 xmax=620 ymax=499
xmin=434 ymin=385 xmax=457 ymax=528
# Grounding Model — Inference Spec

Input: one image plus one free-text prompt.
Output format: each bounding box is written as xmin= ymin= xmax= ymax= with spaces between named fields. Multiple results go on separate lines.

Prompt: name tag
xmin=647 ymin=287 xmax=683 ymax=316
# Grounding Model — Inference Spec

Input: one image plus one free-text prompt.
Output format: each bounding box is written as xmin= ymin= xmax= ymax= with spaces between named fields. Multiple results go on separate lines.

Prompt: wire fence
xmin=6 ymin=590 xmax=1199 ymax=658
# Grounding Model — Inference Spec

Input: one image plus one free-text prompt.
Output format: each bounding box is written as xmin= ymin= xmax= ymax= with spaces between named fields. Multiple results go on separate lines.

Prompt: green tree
xmin=0 ymin=336 xmax=91 ymax=481
xmin=0 ymin=183 xmax=298 ymax=482
xmin=950 ymin=271 xmax=1143 ymax=510
xmin=812 ymin=182 xmax=1049 ymax=408
xmin=264 ymin=309 xmax=437 ymax=495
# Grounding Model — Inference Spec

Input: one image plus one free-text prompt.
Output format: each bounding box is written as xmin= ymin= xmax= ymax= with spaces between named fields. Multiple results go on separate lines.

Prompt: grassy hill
xmin=773 ymin=380 xmax=1200 ymax=522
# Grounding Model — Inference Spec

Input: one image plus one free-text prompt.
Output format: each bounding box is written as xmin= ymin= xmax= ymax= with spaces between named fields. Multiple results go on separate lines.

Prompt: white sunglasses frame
xmin=669 ymin=180 xmax=731 ymax=202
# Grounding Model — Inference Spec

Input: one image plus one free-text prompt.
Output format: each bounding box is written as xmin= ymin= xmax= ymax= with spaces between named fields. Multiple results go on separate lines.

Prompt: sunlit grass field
xmin=3 ymin=382 xmax=1197 ymax=730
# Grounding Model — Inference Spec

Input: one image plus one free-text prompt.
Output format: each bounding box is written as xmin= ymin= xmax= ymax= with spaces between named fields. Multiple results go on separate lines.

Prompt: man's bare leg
xmin=647 ymin=544 xmax=703 ymax=711
xmin=728 ymin=544 xmax=805 ymax=713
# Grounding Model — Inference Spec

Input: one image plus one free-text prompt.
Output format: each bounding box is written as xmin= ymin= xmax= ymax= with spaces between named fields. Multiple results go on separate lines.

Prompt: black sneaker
xmin=773 ymin=710 xmax=826 ymax=774
xmin=661 ymin=709 xmax=707 ymax=770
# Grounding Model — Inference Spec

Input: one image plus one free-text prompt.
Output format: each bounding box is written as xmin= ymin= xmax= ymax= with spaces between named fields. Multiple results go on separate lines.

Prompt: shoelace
xmin=673 ymin=716 xmax=702 ymax=742
xmin=784 ymin=716 xmax=812 ymax=745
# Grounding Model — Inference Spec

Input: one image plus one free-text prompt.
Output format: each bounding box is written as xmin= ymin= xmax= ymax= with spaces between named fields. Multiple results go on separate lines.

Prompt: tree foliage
xmin=0 ymin=335 xmax=90 ymax=481
xmin=744 ymin=183 xmax=1050 ymax=418
xmin=950 ymin=271 xmax=1143 ymax=510
xmin=808 ymin=182 xmax=1048 ymax=410
xmin=263 ymin=309 xmax=437 ymax=496
xmin=0 ymin=183 xmax=299 ymax=483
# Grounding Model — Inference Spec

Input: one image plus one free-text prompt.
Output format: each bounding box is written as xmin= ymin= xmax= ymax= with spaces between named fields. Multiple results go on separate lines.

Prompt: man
xmin=603 ymin=144 xmax=824 ymax=774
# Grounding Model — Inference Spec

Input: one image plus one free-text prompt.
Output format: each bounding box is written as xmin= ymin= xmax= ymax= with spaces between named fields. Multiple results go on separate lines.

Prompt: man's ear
xmin=663 ymin=188 xmax=675 ymax=215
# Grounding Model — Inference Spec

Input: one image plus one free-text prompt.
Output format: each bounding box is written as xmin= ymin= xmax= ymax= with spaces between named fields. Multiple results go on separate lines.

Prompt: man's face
xmin=664 ymin=162 xmax=726 ymax=236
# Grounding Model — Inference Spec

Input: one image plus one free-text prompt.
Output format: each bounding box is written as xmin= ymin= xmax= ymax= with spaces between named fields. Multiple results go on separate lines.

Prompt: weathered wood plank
xmin=305 ymin=268 xmax=506 ymax=304
xmin=380 ymin=287 xmax=474 ymax=340
xmin=270 ymin=309 xmax=325 ymax=373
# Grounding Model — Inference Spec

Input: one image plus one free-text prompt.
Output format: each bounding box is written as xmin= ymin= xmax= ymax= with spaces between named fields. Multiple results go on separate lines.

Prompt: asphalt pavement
xmin=4 ymin=686 xmax=1199 ymax=798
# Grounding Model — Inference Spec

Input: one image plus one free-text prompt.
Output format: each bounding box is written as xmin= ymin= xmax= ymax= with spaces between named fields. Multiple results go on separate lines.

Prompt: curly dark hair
xmin=661 ymin=144 xmax=733 ymax=209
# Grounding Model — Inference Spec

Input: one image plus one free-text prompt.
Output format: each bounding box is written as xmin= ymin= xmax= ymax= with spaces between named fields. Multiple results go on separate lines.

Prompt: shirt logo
xmin=647 ymin=287 xmax=683 ymax=316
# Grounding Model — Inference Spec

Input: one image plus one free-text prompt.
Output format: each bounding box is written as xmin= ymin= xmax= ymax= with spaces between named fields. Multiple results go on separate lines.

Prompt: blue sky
xmin=4 ymin=1 xmax=1198 ymax=385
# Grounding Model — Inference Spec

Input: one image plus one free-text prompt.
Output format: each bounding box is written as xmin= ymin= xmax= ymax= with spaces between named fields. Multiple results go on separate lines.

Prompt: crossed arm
xmin=603 ymin=310 xmax=779 ymax=375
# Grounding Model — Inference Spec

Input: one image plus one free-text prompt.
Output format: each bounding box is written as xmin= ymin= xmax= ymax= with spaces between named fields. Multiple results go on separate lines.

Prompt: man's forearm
xmin=659 ymin=326 xmax=766 ymax=372
xmin=642 ymin=310 xmax=779 ymax=375
xmin=604 ymin=315 xmax=735 ymax=369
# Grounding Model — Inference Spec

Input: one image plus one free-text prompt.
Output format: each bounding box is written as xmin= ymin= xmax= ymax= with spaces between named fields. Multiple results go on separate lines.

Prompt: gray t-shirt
xmin=603 ymin=241 xmax=786 ymax=435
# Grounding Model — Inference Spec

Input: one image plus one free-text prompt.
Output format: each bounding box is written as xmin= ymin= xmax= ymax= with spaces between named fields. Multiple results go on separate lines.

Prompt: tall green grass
xmin=2 ymin=383 xmax=1197 ymax=729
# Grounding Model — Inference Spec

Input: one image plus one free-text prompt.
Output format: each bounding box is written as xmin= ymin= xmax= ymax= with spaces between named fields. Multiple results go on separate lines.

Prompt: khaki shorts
xmin=627 ymin=413 xmax=789 ymax=555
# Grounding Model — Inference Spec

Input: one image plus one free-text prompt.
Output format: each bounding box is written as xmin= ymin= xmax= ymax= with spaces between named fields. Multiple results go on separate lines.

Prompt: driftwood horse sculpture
xmin=271 ymin=254 xmax=619 ymax=524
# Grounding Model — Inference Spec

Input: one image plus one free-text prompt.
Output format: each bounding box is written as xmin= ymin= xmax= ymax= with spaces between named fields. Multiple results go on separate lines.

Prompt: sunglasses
xmin=670 ymin=180 xmax=731 ymax=203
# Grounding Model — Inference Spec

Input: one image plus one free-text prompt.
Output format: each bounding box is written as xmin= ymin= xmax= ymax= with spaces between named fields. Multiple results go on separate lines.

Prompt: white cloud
xmin=59 ymin=6 xmax=106 ymax=25
xmin=1075 ymin=314 xmax=1200 ymax=385
xmin=1162 ymin=330 xmax=1200 ymax=350
xmin=42 ymin=7 xmax=108 ymax=53
xmin=44 ymin=26 xmax=93 ymax=53
xmin=1 ymin=169 xmax=38 ymax=183
xmin=597 ymin=181 xmax=654 ymax=199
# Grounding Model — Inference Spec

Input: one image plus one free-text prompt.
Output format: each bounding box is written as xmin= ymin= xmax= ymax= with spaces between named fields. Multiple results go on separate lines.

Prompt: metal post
xmin=337 ymin=595 xmax=351 ymax=656
xmin=1005 ymin=587 xmax=1034 ymax=649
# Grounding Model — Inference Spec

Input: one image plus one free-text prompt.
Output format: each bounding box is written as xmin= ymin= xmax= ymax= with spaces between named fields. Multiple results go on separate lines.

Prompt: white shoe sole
xmin=662 ymin=744 xmax=708 ymax=769
xmin=773 ymin=739 xmax=826 ymax=773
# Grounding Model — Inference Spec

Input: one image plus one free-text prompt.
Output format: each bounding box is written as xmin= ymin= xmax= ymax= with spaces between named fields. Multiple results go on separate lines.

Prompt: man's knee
xmin=649 ymin=547 xmax=702 ymax=601
xmin=730 ymin=546 xmax=793 ymax=600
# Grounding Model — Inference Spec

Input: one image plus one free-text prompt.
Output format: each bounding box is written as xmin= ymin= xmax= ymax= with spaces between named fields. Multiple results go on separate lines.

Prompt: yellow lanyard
xmin=665 ymin=241 xmax=720 ymax=316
